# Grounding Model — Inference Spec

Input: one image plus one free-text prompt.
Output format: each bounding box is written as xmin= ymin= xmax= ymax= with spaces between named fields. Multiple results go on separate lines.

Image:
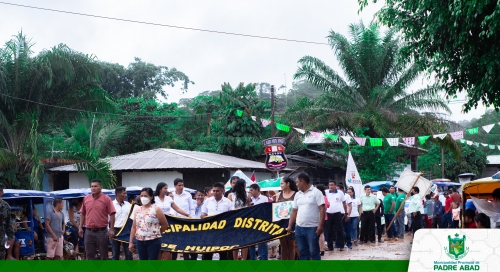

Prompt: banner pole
xmin=385 ymin=173 xmax=421 ymax=232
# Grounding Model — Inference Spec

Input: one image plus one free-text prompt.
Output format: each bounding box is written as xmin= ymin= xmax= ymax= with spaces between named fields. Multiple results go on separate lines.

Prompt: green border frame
xmin=0 ymin=260 xmax=409 ymax=272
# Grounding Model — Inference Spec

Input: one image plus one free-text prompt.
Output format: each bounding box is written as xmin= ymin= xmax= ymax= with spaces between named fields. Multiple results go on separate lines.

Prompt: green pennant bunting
xmin=275 ymin=123 xmax=290 ymax=132
xmin=324 ymin=134 xmax=339 ymax=141
xmin=489 ymin=145 xmax=496 ymax=149
xmin=474 ymin=142 xmax=479 ymax=147
xmin=369 ymin=138 xmax=383 ymax=146
xmin=466 ymin=127 xmax=479 ymax=134
xmin=236 ymin=109 xmax=243 ymax=117
xmin=418 ymin=135 xmax=430 ymax=145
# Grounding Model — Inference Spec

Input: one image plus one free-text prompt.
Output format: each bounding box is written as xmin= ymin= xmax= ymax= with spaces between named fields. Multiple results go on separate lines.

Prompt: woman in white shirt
xmin=154 ymin=182 xmax=191 ymax=260
xmin=347 ymin=187 xmax=361 ymax=246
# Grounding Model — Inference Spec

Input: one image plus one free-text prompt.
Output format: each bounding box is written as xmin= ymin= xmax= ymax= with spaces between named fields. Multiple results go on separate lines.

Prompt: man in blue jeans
xmin=287 ymin=173 xmax=325 ymax=260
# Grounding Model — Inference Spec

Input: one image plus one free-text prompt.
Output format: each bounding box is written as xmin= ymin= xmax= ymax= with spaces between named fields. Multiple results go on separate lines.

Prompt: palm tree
xmin=288 ymin=22 xmax=451 ymax=139
xmin=0 ymin=32 xmax=116 ymax=189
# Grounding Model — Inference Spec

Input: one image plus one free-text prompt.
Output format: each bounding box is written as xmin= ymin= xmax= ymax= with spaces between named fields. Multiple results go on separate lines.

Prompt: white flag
xmin=386 ymin=138 xmax=399 ymax=146
xmin=294 ymin=128 xmax=305 ymax=134
xmin=467 ymin=140 xmax=473 ymax=145
xmin=341 ymin=136 xmax=352 ymax=144
xmin=481 ymin=143 xmax=488 ymax=147
xmin=251 ymin=116 xmax=257 ymax=121
xmin=482 ymin=124 xmax=495 ymax=133
xmin=433 ymin=133 xmax=447 ymax=140
xmin=345 ymin=151 xmax=362 ymax=199
xmin=395 ymin=169 xmax=432 ymax=198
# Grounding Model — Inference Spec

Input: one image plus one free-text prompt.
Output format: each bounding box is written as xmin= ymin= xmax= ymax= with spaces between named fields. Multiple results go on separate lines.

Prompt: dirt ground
xmin=321 ymin=233 xmax=413 ymax=260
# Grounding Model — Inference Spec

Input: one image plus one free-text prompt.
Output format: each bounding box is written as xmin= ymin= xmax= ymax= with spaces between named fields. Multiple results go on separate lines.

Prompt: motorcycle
xmin=63 ymin=222 xmax=84 ymax=260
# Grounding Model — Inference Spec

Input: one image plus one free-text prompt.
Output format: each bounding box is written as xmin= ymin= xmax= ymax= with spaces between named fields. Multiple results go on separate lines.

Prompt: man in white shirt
xmin=248 ymin=184 xmax=269 ymax=260
xmin=325 ymin=181 xmax=348 ymax=251
xmin=112 ymin=187 xmax=132 ymax=260
xmin=171 ymin=178 xmax=195 ymax=217
xmin=287 ymin=173 xmax=325 ymax=260
xmin=201 ymin=182 xmax=233 ymax=260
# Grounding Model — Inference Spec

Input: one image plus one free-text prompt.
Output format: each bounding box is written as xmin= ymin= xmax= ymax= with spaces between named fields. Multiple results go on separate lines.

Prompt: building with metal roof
xmin=48 ymin=148 xmax=274 ymax=191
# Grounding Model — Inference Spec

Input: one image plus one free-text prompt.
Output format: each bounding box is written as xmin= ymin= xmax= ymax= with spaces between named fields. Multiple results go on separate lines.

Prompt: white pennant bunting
xmin=251 ymin=116 xmax=257 ymax=121
xmin=498 ymin=145 xmax=500 ymax=150
xmin=294 ymin=128 xmax=305 ymax=134
xmin=341 ymin=136 xmax=352 ymax=144
xmin=481 ymin=143 xmax=488 ymax=147
xmin=482 ymin=124 xmax=495 ymax=133
xmin=467 ymin=141 xmax=473 ymax=145
xmin=433 ymin=133 xmax=447 ymax=140
xmin=386 ymin=138 xmax=399 ymax=146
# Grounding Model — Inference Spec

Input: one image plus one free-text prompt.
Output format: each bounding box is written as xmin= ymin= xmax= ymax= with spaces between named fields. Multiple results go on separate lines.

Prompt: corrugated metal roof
xmin=48 ymin=148 xmax=269 ymax=172
xmin=487 ymin=155 xmax=500 ymax=165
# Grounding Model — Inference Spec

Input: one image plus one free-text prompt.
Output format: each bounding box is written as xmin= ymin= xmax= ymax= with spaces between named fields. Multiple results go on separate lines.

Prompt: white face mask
xmin=140 ymin=197 xmax=150 ymax=205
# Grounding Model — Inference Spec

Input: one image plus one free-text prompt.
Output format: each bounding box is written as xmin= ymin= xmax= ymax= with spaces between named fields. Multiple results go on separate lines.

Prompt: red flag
xmin=250 ymin=172 xmax=256 ymax=182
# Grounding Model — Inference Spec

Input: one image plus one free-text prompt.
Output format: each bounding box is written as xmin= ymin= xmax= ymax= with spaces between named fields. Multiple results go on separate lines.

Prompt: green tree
xmin=0 ymin=32 xmax=115 ymax=189
xmin=287 ymin=22 xmax=451 ymax=139
xmin=213 ymin=83 xmax=270 ymax=160
xmin=100 ymin=58 xmax=194 ymax=100
xmin=359 ymin=0 xmax=500 ymax=112
xmin=419 ymin=144 xmax=488 ymax=180
xmin=462 ymin=110 xmax=500 ymax=155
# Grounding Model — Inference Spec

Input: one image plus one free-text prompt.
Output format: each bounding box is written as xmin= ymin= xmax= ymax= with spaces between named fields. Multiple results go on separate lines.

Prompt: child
xmin=451 ymin=203 xmax=460 ymax=228
xmin=474 ymin=213 xmax=491 ymax=228
xmin=464 ymin=209 xmax=476 ymax=228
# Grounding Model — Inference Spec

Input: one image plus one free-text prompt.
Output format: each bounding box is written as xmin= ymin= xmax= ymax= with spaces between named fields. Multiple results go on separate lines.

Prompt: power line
xmin=0 ymin=1 xmax=329 ymax=46
xmin=0 ymin=93 xmax=273 ymax=121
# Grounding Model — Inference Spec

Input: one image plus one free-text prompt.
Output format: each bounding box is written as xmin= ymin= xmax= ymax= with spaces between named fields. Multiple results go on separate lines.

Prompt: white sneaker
xmin=213 ymin=253 xmax=220 ymax=260
xmin=197 ymin=254 xmax=202 ymax=260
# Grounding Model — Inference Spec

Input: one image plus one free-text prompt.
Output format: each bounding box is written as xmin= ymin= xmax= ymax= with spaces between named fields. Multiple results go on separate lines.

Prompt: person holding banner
xmin=112 ymin=187 xmax=132 ymax=260
xmin=227 ymin=179 xmax=250 ymax=260
xmin=129 ymin=188 xmax=169 ymax=260
xmin=154 ymin=182 xmax=191 ymax=260
xmin=395 ymin=188 xmax=406 ymax=239
xmin=286 ymin=173 xmax=325 ymax=260
xmin=248 ymin=183 xmax=269 ymax=260
xmin=381 ymin=187 xmax=398 ymax=242
xmin=408 ymin=186 xmax=422 ymax=242
xmin=201 ymin=182 xmax=234 ymax=260
xmin=359 ymin=185 xmax=380 ymax=244
xmin=275 ymin=177 xmax=298 ymax=260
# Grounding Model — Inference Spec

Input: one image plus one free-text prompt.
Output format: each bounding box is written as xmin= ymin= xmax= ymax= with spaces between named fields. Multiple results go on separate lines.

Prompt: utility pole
xmin=270 ymin=85 xmax=275 ymax=137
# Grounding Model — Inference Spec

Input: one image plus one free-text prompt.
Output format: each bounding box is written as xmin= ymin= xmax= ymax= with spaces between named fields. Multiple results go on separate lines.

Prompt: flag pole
xmin=385 ymin=172 xmax=421 ymax=232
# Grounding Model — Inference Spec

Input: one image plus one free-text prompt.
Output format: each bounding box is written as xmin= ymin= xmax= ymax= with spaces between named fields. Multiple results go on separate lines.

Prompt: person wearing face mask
xmin=129 ymin=188 xmax=169 ymax=260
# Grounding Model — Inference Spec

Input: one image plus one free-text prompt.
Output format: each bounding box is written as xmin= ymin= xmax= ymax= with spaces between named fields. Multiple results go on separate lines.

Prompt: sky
xmin=0 ymin=0 xmax=490 ymax=123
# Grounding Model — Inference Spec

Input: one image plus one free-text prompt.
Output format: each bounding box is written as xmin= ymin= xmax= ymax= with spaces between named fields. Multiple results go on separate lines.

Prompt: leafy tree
xmin=100 ymin=58 xmax=194 ymax=100
xmin=0 ymin=32 xmax=115 ymax=189
xmin=462 ymin=110 xmax=500 ymax=155
xmin=418 ymin=144 xmax=488 ymax=180
xmin=213 ymin=83 xmax=270 ymax=160
xmin=287 ymin=22 xmax=451 ymax=139
xmin=358 ymin=0 xmax=500 ymax=112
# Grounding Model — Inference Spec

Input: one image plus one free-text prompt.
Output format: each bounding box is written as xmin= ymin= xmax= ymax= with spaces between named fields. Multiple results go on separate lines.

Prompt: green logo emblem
xmin=274 ymin=202 xmax=292 ymax=219
xmin=445 ymin=233 xmax=469 ymax=260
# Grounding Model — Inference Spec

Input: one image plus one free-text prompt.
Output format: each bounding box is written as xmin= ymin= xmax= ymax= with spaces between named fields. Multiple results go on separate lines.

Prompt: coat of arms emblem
xmin=444 ymin=233 xmax=469 ymax=260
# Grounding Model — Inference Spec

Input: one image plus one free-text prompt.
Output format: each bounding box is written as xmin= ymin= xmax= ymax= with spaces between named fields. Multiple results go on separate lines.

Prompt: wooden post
xmin=385 ymin=173 xmax=421 ymax=232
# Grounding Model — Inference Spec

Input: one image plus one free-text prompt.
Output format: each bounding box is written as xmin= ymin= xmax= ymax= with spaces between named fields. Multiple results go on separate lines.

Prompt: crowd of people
xmin=1 ymin=176 xmax=499 ymax=261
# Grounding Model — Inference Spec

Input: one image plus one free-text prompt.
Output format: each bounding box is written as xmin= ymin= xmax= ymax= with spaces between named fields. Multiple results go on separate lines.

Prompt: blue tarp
xmin=51 ymin=188 xmax=115 ymax=199
xmin=2 ymin=189 xmax=54 ymax=199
